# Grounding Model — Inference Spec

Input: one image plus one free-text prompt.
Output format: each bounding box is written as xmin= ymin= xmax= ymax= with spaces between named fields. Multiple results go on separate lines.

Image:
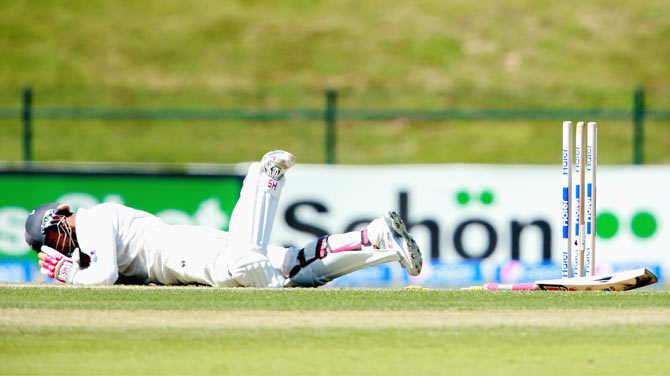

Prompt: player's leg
xmin=267 ymin=211 xmax=423 ymax=287
xmin=226 ymin=150 xmax=295 ymax=255
xmin=157 ymin=225 xmax=240 ymax=287
xmin=224 ymin=151 xmax=295 ymax=287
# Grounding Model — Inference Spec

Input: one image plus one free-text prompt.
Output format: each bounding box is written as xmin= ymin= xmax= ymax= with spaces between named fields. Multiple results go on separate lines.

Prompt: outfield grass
xmin=2 ymin=285 xmax=669 ymax=376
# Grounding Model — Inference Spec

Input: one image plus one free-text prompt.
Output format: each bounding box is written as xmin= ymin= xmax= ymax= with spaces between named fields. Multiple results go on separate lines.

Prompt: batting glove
xmin=229 ymin=252 xmax=286 ymax=288
xmin=39 ymin=245 xmax=79 ymax=283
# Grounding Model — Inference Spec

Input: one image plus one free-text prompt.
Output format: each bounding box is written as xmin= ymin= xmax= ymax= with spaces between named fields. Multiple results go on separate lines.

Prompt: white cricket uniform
xmin=72 ymin=203 xmax=236 ymax=286
xmin=63 ymin=160 xmax=406 ymax=287
xmin=70 ymin=161 xmax=285 ymax=287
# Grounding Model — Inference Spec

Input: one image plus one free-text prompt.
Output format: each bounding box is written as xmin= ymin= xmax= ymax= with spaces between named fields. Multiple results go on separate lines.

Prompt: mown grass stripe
xmin=3 ymin=307 xmax=670 ymax=329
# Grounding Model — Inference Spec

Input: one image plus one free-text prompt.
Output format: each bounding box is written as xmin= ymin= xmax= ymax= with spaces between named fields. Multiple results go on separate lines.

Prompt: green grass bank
xmin=1 ymin=1 xmax=668 ymax=164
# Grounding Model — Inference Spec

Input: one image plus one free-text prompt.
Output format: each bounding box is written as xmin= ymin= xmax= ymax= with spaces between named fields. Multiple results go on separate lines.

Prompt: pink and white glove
xmin=38 ymin=246 xmax=79 ymax=283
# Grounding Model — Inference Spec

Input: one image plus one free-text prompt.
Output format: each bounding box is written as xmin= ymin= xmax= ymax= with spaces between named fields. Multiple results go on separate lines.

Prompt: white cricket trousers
xmin=159 ymin=162 xmax=283 ymax=287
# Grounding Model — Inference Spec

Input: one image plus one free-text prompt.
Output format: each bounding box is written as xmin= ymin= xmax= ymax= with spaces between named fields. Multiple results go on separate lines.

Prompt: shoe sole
xmin=385 ymin=210 xmax=422 ymax=276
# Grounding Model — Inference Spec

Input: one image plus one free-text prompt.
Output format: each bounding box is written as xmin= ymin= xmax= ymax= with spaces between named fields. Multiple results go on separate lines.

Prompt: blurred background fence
xmin=3 ymin=85 xmax=669 ymax=165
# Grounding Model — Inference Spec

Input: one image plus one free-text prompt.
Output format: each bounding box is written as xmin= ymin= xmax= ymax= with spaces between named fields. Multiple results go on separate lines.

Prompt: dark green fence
xmin=5 ymin=86 xmax=670 ymax=164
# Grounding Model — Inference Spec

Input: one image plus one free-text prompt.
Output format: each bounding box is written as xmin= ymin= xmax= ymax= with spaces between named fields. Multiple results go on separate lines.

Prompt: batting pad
xmin=288 ymin=249 xmax=399 ymax=287
xmin=227 ymin=162 xmax=284 ymax=256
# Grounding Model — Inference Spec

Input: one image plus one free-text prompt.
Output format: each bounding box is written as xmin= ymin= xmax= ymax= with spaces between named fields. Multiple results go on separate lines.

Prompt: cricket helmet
xmin=24 ymin=202 xmax=76 ymax=255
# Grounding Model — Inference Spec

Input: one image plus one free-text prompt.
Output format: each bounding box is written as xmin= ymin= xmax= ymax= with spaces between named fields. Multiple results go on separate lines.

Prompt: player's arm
xmin=40 ymin=217 xmax=119 ymax=285
xmin=39 ymin=241 xmax=118 ymax=284
xmin=69 ymin=222 xmax=119 ymax=284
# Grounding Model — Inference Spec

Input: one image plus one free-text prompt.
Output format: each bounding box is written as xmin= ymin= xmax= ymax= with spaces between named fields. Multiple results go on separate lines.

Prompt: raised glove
xmin=229 ymin=252 xmax=285 ymax=288
xmin=39 ymin=245 xmax=79 ymax=283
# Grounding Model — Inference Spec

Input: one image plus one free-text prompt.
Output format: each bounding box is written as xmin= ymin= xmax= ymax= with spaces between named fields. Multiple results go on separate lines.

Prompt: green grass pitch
xmin=2 ymin=284 xmax=670 ymax=376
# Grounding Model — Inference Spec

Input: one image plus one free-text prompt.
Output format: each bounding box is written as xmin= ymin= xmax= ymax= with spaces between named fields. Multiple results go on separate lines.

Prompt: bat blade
xmin=535 ymin=268 xmax=657 ymax=291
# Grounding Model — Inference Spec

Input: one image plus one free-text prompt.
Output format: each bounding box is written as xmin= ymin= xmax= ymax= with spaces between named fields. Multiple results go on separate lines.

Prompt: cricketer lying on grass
xmin=25 ymin=151 xmax=422 ymax=288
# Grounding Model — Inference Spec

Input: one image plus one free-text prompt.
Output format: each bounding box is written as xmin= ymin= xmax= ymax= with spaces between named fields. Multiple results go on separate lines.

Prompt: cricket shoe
xmin=262 ymin=150 xmax=296 ymax=180
xmin=368 ymin=211 xmax=422 ymax=276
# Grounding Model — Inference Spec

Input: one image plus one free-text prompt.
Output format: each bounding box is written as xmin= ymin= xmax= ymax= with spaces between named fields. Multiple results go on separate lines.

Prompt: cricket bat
xmin=461 ymin=268 xmax=658 ymax=291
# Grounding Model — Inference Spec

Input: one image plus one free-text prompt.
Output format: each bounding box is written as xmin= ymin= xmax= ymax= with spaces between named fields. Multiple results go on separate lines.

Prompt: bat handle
xmin=460 ymin=283 xmax=538 ymax=291
xmin=484 ymin=283 xmax=537 ymax=291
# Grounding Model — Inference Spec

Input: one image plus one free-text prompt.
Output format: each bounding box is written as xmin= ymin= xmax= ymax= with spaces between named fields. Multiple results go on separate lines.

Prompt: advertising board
xmin=2 ymin=164 xmax=666 ymax=287
xmin=271 ymin=164 xmax=667 ymax=286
